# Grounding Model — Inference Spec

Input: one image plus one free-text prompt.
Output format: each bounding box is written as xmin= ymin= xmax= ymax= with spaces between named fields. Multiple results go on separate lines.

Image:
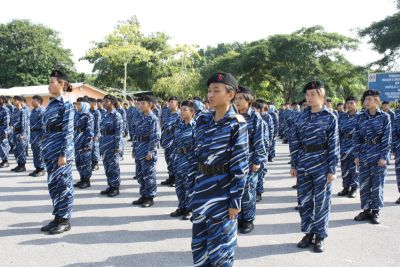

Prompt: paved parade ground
xmin=1 ymin=141 xmax=399 ymax=267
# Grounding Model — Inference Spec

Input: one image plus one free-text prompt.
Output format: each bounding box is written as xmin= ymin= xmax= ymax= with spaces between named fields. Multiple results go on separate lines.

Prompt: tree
xmin=152 ymin=70 xmax=202 ymax=99
xmin=359 ymin=1 xmax=400 ymax=67
xmin=0 ymin=19 xmax=76 ymax=88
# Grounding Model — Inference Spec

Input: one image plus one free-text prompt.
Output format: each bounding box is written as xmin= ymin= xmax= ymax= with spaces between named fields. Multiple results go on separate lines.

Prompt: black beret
xmin=181 ymin=100 xmax=195 ymax=109
xmin=237 ymin=85 xmax=252 ymax=94
xmin=13 ymin=95 xmax=24 ymax=101
xmin=138 ymin=95 xmax=155 ymax=103
xmin=362 ymin=89 xmax=380 ymax=99
xmin=168 ymin=96 xmax=179 ymax=101
xmin=96 ymin=99 xmax=103 ymax=103
xmin=77 ymin=97 xmax=90 ymax=103
xmin=103 ymin=94 xmax=117 ymax=103
xmin=326 ymin=98 xmax=333 ymax=103
xmin=303 ymin=80 xmax=324 ymax=93
xmin=382 ymin=101 xmax=390 ymax=105
xmin=50 ymin=70 xmax=70 ymax=82
xmin=207 ymin=72 xmax=238 ymax=89
xmin=345 ymin=96 xmax=357 ymax=102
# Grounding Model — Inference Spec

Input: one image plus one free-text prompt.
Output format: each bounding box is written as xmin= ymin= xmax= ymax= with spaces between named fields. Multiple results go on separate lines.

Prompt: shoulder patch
xmin=232 ymin=114 xmax=246 ymax=123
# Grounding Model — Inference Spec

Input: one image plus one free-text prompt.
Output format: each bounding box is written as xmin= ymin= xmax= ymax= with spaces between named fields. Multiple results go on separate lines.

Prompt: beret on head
xmin=362 ymin=89 xmax=380 ymax=100
xmin=207 ymin=72 xmax=238 ymax=89
xmin=303 ymin=80 xmax=324 ymax=93
xmin=50 ymin=70 xmax=70 ymax=82
xmin=138 ymin=95 xmax=155 ymax=103
xmin=382 ymin=100 xmax=389 ymax=105
xmin=168 ymin=96 xmax=179 ymax=101
xmin=13 ymin=95 xmax=24 ymax=101
xmin=345 ymin=96 xmax=358 ymax=102
xmin=237 ymin=85 xmax=252 ymax=94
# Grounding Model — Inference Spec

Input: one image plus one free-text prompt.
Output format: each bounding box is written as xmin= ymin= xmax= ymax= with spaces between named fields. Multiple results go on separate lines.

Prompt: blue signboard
xmin=368 ymin=72 xmax=400 ymax=102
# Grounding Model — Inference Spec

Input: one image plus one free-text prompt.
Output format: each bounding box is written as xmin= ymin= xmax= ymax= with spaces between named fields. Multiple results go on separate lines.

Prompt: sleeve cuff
xmin=229 ymin=198 xmax=241 ymax=209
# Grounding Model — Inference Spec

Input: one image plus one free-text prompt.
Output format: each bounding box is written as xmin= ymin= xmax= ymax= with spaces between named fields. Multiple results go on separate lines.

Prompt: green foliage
xmin=152 ymin=71 xmax=202 ymax=99
xmin=0 ymin=19 xmax=76 ymax=88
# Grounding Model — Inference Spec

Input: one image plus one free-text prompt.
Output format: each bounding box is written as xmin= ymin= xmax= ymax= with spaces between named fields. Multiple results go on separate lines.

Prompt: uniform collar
xmin=364 ymin=108 xmax=383 ymax=117
xmin=305 ymin=105 xmax=330 ymax=115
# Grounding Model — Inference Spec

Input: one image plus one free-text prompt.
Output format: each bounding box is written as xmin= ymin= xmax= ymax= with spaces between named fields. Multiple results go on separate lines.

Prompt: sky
xmin=1 ymin=0 xmax=398 ymax=73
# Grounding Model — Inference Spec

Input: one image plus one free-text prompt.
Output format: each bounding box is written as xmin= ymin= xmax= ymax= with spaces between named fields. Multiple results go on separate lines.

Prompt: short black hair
xmin=32 ymin=95 xmax=43 ymax=104
xmin=77 ymin=97 xmax=89 ymax=103
xmin=103 ymin=94 xmax=118 ymax=107
xmin=138 ymin=95 xmax=155 ymax=103
xmin=13 ymin=95 xmax=24 ymax=102
xmin=87 ymin=97 xmax=96 ymax=103
xmin=181 ymin=100 xmax=195 ymax=110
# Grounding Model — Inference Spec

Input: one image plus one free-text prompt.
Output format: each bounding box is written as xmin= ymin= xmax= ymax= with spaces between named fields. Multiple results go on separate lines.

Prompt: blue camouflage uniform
xmin=98 ymin=107 xmax=106 ymax=120
xmin=190 ymin=107 xmax=249 ymax=267
xmin=6 ymin=104 xmax=15 ymax=152
xmin=0 ymin=105 xmax=10 ymax=163
xmin=116 ymin=107 xmax=127 ymax=158
xmin=338 ymin=111 xmax=359 ymax=191
xmin=74 ymin=103 xmax=94 ymax=182
xmin=42 ymin=95 xmax=75 ymax=219
xmin=268 ymin=109 xmax=279 ymax=159
xmin=353 ymin=109 xmax=391 ymax=211
xmin=257 ymin=112 xmax=272 ymax=196
xmin=239 ymin=108 xmax=267 ymax=224
xmin=29 ymin=106 xmax=45 ymax=170
xmin=11 ymin=107 xmax=29 ymax=165
xmin=90 ymin=108 xmax=101 ymax=167
xmin=100 ymin=109 xmax=123 ymax=188
xmin=290 ymin=106 xmax=339 ymax=239
xmin=127 ymin=105 xmax=140 ymax=140
xmin=161 ymin=110 xmax=180 ymax=178
xmin=132 ymin=111 xmax=161 ymax=198
xmin=172 ymin=118 xmax=196 ymax=211
xmin=394 ymin=109 xmax=400 ymax=196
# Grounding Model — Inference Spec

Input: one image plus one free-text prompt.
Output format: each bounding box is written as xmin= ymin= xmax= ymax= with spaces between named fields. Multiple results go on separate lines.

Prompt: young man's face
xmin=139 ymin=101 xmax=151 ymax=112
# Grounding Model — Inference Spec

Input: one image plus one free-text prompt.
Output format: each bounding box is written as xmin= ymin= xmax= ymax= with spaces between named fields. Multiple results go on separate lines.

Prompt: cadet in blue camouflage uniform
xmin=235 ymin=87 xmax=267 ymax=234
xmin=10 ymin=95 xmax=29 ymax=172
xmin=131 ymin=95 xmax=161 ymax=208
xmin=0 ymin=96 xmax=10 ymax=168
xmin=354 ymin=89 xmax=391 ymax=224
xmin=40 ymin=70 xmax=75 ymax=235
xmin=116 ymin=98 xmax=128 ymax=159
xmin=169 ymin=100 xmax=196 ymax=220
xmin=190 ymin=72 xmax=249 ymax=266
xmin=290 ymin=80 xmax=339 ymax=253
xmin=73 ymin=98 xmax=94 ymax=189
xmin=97 ymin=99 xmax=107 ymax=120
xmin=160 ymin=96 xmax=180 ymax=187
xmin=29 ymin=95 xmax=46 ymax=177
xmin=99 ymin=95 xmax=124 ymax=197
xmin=337 ymin=96 xmax=359 ymax=198
xmin=88 ymin=98 xmax=101 ymax=171
xmin=268 ymin=102 xmax=279 ymax=162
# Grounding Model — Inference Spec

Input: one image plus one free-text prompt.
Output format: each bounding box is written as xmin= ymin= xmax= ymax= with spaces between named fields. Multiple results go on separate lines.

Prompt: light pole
xmin=123 ymin=62 xmax=127 ymax=100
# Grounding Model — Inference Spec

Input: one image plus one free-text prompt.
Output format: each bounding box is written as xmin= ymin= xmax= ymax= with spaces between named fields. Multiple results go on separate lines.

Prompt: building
xmin=0 ymin=83 xmax=107 ymax=108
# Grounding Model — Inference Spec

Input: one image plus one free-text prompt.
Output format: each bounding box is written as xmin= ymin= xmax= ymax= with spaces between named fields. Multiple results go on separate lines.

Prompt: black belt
xmin=177 ymin=147 xmax=191 ymax=154
xmin=302 ymin=143 xmax=326 ymax=153
xmin=362 ymin=137 xmax=382 ymax=145
xmin=101 ymin=129 xmax=115 ymax=136
xmin=75 ymin=127 xmax=83 ymax=133
xmin=30 ymin=128 xmax=41 ymax=132
xmin=46 ymin=124 xmax=62 ymax=133
xmin=135 ymin=135 xmax=150 ymax=142
xmin=197 ymin=162 xmax=228 ymax=176
xmin=165 ymin=128 xmax=174 ymax=134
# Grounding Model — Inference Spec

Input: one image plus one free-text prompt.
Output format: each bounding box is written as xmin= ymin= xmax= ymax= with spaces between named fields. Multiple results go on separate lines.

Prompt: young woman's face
xmin=103 ymin=99 xmax=113 ymax=110
xmin=76 ymin=102 xmax=83 ymax=112
xmin=234 ymin=93 xmax=250 ymax=112
xmin=306 ymin=89 xmax=324 ymax=107
xmin=48 ymin=77 xmax=63 ymax=95
xmin=180 ymin=105 xmax=194 ymax=120
xmin=169 ymin=100 xmax=178 ymax=110
xmin=139 ymin=101 xmax=151 ymax=112
xmin=346 ymin=100 xmax=357 ymax=112
xmin=208 ymin=83 xmax=234 ymax=109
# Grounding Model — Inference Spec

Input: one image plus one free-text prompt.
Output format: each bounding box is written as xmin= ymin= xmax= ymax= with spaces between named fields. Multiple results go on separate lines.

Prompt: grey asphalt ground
xmin=0 ymin=140 xmax=399 ymax=267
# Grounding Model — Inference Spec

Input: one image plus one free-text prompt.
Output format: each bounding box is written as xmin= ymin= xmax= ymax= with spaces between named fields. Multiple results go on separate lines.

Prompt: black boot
xmin=107 ymin=187 xmax=119 ymax=197
xmin=41 ymin=216 xmax=60 ymax=232
xmin=29 ymin=170 xmax=38 ymax=177
xmin=268 ymin=157 xmax=274 ymax=162
xmin=142 ymin=197 xmax=154 ymax=208
xmin=292 ymin=184 xmax=297 ymax=189
xmin=294 ymin=205 xmax=299 ymax=210
xmin=337 ymin=187 xmax=349 ymax=196
xmin=297 ymin=234 xmax=314 ymax=248
xmin=132 ymin=196 xmax=145 ymax=205
xmin=32 ymin=168 xmax=45 ymax=177
xmin=354 ymin=209 xmax=372 ymax=221
xmin=256 ymin=193 xmax=262 ymax=202
xmin=348 ymin=188 xmax=358 ymax=198
xmin=100 ymin=186 xmax=112 ymax=195
xmin=74 ymin=179 xmax=83 ymax=188
xmin=161 ymin=176 xmax=172 ymax=186
xmin=396 ymin=197 xmax=400 ymax=204
xmin=371 ymin=210 xmax=381 ymax=224
xmin=0 ymin=160 xmax=9 ymax=168
xmin=79 ymin=178 xmax=91 ymax=189
xmin=182 ymin=209 xmax=192 ymax=220
xmin=170 ymin=208 xmax=185 ymax=217
xmin=314 ymin=236 xmax=325 ymax=253
xmin=12 ymin=164 xmax=26 ymax=172
xmin=49 ymin=218 xmax=71 ymax=235
xmin=239 ymin=220 xmax=254 ymax=234
xmin=169 ymin=175 xmax=176 ymax=187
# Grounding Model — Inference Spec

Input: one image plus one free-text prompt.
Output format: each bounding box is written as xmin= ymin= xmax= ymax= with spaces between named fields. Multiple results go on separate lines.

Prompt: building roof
xmin=0 ymin=83 xmax=107 ymax=96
